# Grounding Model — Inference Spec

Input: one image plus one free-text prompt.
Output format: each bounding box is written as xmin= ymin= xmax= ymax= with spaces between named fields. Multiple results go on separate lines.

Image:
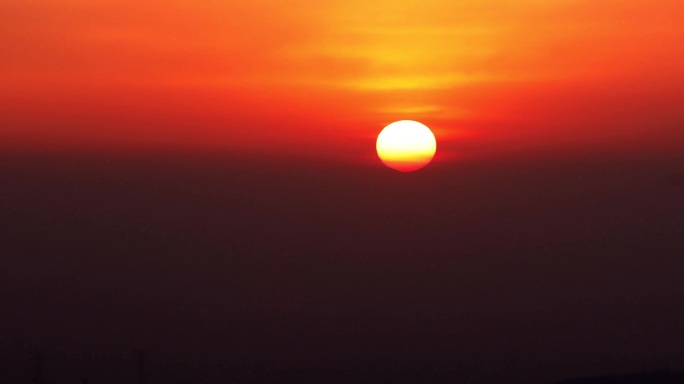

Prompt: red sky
xmin=2 ymin=0 xmax=683 ymax=162
xmin=3 ymin=2 xmax=684 ymax=378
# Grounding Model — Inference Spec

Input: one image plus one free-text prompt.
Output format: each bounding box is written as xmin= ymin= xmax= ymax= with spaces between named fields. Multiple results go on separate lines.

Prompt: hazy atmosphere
xmin=2 ymin=1 xmax=684 ymax=383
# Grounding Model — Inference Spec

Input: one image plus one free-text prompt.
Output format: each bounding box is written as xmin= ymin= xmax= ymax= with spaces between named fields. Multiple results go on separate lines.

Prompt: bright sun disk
xmin=376 ymin=120 xmax=436 ymax=172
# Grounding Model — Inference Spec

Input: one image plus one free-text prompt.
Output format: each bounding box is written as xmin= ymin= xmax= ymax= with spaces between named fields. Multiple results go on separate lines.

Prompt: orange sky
xmin=2 ymin=0 xmax=683 ymax=162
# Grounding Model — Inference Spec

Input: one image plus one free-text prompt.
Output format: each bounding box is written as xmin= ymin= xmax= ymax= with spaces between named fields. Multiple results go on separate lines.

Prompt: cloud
xmin=1 ymin=0 xmax=683 ymax=157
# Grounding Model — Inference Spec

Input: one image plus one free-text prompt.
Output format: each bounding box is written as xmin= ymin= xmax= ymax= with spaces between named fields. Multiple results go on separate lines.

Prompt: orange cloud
xmin=1 ymin=0 xmax=683 ymax=159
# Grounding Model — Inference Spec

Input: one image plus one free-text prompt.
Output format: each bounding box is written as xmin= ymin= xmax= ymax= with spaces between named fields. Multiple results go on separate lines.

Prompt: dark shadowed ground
xmin=1 ymin=149 xmax=683 ymax=383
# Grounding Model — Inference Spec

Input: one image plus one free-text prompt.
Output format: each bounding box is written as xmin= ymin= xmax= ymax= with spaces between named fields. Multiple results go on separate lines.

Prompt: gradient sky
xmin=2 ymin=2 xmax=684 ymax=383
xmin=2 ymin=0 xmax=684 ymax=160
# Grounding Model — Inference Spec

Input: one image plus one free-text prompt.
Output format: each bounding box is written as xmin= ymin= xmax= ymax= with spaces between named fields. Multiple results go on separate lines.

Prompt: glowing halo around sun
xmin=376 ymin=120 xmax=437 ymax=172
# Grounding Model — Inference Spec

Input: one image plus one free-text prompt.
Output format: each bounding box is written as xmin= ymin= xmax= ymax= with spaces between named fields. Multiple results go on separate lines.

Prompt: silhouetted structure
xmin=31 ymin=352 xmax=43 ymax=384
xmin=558 ymin=370 xmax=684 ymax=384
xmin=136 ymin=351 xmax=147 ymax=384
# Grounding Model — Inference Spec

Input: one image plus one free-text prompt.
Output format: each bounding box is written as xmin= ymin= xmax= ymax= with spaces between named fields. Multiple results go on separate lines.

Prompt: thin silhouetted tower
xmin=31 ymin=352 xmax=43 ymax=384
xmin=137 ymin=351 xmax=147 ymax=384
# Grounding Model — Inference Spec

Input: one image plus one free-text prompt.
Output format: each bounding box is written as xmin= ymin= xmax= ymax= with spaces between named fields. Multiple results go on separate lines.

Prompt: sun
xmin=376 ymin=120 xmax=437 ymax=172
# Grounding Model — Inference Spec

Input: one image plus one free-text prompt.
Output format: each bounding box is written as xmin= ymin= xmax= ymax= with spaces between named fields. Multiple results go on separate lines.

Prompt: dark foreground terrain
xmin=560 ymin=370 xmax=684 ymax=383
xmin=2 ymin=151 xmax=683 ymax=383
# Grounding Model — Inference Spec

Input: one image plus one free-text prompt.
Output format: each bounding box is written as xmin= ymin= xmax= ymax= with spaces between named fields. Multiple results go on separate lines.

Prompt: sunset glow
xmin=1 ymin=0 xmax=683 ymax=160
xmin=376 ymin=121 xmax=436 ymax=172
xmin=3 ymin=1 xmax=684 ymax=378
